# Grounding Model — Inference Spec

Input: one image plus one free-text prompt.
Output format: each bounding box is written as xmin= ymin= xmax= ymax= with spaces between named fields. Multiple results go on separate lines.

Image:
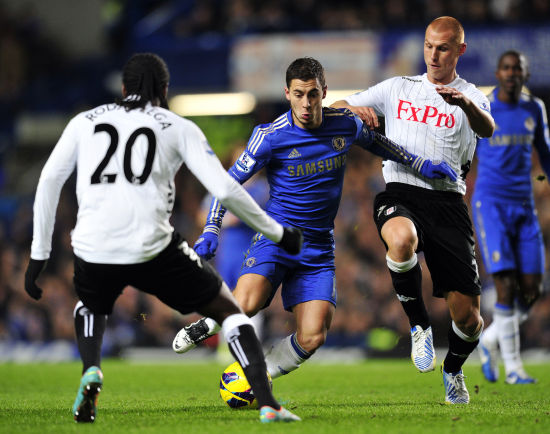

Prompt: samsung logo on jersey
xmin=489 ymin=134 xmax=534 ymax=146
xmin=287 ymin=154 xmax=346 ymax=177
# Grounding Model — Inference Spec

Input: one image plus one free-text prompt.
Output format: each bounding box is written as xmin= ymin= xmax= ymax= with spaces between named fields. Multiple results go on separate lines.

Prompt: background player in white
xmin=332 ymin=16 xmax=495 ymax=404
xmin=474 ymin=50 xmax=550 ymax=385
xmin=23 ymin=53 xmax=301 ymax=424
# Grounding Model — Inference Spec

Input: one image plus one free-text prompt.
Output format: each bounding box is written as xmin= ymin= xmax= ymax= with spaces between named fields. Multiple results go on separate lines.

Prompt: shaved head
xmin=427 ymin=16 xmax=464 ymax=45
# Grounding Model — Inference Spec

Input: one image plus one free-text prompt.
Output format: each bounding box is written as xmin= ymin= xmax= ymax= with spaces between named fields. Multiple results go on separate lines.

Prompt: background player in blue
xmin=473 ymin=50 xmax=550 ymax=385
xmin=195 ymin=148 xmax=270 ymax=355
xmin=208 ymin=147 xmax=270 ymax=291
xmin=173 ymin=57 xmax=457 ymax=381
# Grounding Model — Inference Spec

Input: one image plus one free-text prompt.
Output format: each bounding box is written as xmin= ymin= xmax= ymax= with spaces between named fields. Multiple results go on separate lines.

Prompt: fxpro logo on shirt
xmin=396 ymin=99 xmax=456 ymax=128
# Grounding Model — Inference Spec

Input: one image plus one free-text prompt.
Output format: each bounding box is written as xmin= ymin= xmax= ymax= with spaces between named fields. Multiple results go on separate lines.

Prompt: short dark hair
xmin=497 ymin=50 xmax=528 ymax=70
xmin=285 ymin=57 xmax=326 ymax=88
xmin=116 ymin=53 xmax=170 ymax=110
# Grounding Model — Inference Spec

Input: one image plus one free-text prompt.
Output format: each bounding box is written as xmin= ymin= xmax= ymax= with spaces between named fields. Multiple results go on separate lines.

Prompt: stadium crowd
xmin=1 ymin=0 xmax=549 ymax=358
xmin=115 ymin=0 xmax=550 ymax=37
xmin=2 ymin=134 xmax=550 ymax=356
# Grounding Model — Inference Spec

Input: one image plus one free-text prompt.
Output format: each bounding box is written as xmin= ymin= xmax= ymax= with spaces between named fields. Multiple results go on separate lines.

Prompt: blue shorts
xmin=215 ymin=225 xmax=256 ymax=289
xmin=238 ymin=233 xmax=336 ymax=312
xmin=471 ymin=195 xmax=545 ymax=274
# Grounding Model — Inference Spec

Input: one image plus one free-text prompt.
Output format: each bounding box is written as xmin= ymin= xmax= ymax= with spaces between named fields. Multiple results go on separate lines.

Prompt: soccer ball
xmin=219 ymin=361 xmax=272 ymax=409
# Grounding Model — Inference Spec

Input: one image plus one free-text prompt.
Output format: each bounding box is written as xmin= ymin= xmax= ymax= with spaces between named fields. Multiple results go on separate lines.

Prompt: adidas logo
xmin=288 ymin=148 xmax=301 ymax=158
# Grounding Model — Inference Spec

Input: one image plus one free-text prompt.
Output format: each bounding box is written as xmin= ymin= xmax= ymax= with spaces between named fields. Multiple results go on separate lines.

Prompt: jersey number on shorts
xmin=91 ymin=123 xmax=156 ymax=185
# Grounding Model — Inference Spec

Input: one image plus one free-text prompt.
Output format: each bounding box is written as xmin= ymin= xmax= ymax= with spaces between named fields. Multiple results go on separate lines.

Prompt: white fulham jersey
xmin=346 ymin=73 xmax=491 ymax=195
xmin=31 ymin=102 xmax=283 ymax=264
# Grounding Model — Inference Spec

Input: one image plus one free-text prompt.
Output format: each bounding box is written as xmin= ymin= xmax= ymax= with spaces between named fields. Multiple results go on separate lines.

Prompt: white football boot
xmin=172 ymin=318 xmax=220 ymax=354
xmin=442 ymin=366 xmax=469 ymax=404
xmin=410 ymin=325 xmax=436 ymax=372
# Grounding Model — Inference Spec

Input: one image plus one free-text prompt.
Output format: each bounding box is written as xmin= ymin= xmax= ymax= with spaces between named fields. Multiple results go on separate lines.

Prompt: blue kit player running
xmin=173 ymin=57 xmax=456 ymax=381
xmin=473 ymin=50 xmax=550 ymax=385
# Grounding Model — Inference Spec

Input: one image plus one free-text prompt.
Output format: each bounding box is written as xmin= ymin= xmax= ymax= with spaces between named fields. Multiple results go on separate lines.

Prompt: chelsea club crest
xmin=332 ymin=136 xmax=346 ymax=151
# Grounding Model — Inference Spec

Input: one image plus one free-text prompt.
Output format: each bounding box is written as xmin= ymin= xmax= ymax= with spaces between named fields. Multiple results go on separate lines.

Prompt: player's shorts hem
xmin=284 ymin=296 xmax=337 ymax=312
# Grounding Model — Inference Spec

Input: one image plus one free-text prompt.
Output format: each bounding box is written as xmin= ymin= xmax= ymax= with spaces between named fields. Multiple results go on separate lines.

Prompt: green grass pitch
xmin=1 ymin=359 xmax=548 ymax=433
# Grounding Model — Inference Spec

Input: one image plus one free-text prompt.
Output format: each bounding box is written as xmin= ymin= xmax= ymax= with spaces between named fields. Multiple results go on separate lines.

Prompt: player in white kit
xmin=24 ymin=53 xmax=301 ymax=424
xmin=332 ymin=16 xmax=495 ymax=404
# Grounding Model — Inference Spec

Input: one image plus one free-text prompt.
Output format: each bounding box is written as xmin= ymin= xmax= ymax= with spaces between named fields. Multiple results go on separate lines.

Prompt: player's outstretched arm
xmin=357 ymin=126 xmax=457 ymax=181
xmin=331 ymin=100 xmax=379 ymax=129
xmin=28 ymin=117 xmax=78 ymax=300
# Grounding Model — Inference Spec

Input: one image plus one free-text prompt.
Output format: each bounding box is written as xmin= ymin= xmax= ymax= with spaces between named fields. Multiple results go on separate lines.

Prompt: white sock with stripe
xmin=222 ymin=313 xmax=279 ymax=409
xmin=265 ymin=333 xmax=312 ymax=379
xmin=494 ymin=304 xmax=522 ymax=374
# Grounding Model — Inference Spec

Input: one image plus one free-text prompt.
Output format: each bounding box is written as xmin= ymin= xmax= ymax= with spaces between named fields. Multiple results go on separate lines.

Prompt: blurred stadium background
xmin=1 ymin=0 xmax=549 ymax=362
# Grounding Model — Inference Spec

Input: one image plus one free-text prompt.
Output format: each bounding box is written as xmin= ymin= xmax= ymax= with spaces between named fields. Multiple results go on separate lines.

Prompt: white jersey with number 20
xmin=346 ymin=73 xmax=491 ymax=195
xmin=31 ymin=103 xmax=283 ymax=264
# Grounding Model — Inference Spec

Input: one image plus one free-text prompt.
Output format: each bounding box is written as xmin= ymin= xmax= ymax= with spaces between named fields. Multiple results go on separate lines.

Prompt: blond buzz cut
xmin=427 ymin=16 xmax=465 ymax=45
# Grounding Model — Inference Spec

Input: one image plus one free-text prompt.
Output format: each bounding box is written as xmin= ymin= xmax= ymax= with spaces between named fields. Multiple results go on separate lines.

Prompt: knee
xmin=453 ymin=311 xmax=483 ymax=337
xmin=520 ymin=283 xmax=542 ymax=307
xmin=296 ymin=331 xmax=326 ymax=353
xmin=385 ymin=229 xmax=417 ymax=259
xmin=233 ymin=290 xmax=262 ymax=317
xmin=239 ymin=298 xmax=261 ymax=317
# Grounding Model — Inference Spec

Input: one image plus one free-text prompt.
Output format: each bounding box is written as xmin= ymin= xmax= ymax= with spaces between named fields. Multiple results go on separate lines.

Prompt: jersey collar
xmin=422 ymin=72 xmax=461 ymax=88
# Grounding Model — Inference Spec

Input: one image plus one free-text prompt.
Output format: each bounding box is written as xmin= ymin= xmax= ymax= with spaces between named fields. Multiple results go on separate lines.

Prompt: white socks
xmin=494 ymin=304 xmax=522 ymax=374
xmin=265 ymin=334 xmax=311 ymax=379
xmin=386 ymin=253 xmax=418 ymax=273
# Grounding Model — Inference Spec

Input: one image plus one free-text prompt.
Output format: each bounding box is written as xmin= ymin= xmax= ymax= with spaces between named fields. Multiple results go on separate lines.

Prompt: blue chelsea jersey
xmin=475 ymin=88 xmax=550 ymax=201
xmin=228 ymin=107 xmax=364 ymax=235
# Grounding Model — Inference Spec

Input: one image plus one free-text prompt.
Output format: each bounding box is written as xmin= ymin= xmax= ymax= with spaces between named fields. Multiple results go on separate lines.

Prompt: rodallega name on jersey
xmin=287 ymin=154 xmax=346 ymax=177
xmin=236 ymin=151 xmax=256 ymax=173
xmin=397 ymin=99 xmax=455 ymax=128
xmin=84 ymin=104 xmax=173 ymax=130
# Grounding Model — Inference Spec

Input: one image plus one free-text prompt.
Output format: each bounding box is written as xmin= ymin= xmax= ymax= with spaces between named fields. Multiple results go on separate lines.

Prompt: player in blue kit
xmin=473 ymin=50 xmax=550 ymax=384
xmin=173 ymin=57 xmax=457 ymax=380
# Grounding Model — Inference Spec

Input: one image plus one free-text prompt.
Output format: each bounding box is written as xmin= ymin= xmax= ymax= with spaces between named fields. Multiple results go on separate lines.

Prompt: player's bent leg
xmin=294 ymin=299 xmax=334 ymax=352
xmin=173 ymin=276 xmax=273 ymax=354
xmin=232 ymin=273 xmax=273 ymax=317
xmin=172 ymin=281 xmax=237 ymax=354
xmin=172 ymin=281 xmax=236 ymax=354
xmin=265 ymin=300 xmax=334 ymax=379
xmin=382 ymin=219 xmax=433 ymax=372
xmin=387 ymin=252 xmax=434 ymax=373
xmin=221 ymin=313 xmax=300 ymax=422
xmin=442 ymin=292 xmax=483 ymax=404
